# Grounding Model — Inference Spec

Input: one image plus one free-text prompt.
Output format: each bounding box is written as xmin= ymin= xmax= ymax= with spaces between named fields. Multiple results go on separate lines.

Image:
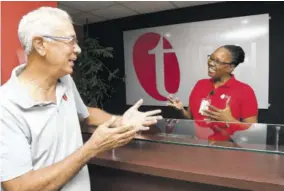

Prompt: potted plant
xmin=73 ymin=31 xmax=123 ymax=108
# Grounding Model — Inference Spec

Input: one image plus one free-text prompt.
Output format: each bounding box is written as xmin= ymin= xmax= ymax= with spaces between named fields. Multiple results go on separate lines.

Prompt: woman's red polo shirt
xmin=189 ymin=75 xmax=258 ymax=141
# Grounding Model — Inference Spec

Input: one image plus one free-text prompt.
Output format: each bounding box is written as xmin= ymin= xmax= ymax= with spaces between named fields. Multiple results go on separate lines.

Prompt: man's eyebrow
xmin=66 ymin=34 xmax=76 ymax=38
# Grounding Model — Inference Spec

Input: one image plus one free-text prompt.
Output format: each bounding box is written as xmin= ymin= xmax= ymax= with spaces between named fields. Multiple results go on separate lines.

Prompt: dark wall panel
xmin=85 ymin=2 xmax=284 ymax=132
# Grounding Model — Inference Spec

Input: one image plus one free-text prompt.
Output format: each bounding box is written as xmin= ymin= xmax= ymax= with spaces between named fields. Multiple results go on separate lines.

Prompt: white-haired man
xmin=0 ymin=7 xmax=162 ymax=191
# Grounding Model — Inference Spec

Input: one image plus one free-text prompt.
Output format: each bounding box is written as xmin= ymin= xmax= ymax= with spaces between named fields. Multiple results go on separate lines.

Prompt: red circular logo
xmin=133 ymin=32 xmax=180 ymax=101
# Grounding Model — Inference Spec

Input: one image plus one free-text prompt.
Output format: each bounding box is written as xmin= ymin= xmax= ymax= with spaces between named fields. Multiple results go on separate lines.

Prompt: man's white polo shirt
xmin=0 ymin=64 xmax=91 ymax=191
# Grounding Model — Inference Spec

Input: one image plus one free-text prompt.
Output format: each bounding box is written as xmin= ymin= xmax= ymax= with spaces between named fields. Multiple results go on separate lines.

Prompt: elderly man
xmin=0 ymin=7 xmax=162 ymax=191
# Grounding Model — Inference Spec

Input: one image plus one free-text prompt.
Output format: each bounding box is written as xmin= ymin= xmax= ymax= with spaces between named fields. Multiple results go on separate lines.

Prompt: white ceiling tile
xmin=171 ymin=1 xmax=217 ymax=8
xmin=92 ymin=5 xmax=137 ymax=19
xmin=72 ymin=12 xmax=106 ymax=25
xmin=59 ymin=1 xmax=119 ymax=12
xmin=124 ymin=1 xmax=175 ymax=14
xmin=117 ymin=1 xmax=135 ymax=5
xmin=58 ymin=3 xmax=82 ymax=15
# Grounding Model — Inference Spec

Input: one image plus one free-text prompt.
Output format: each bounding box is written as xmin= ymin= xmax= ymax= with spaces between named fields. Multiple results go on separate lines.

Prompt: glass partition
xmin=134 ymin=119 xmax=284 ymax=155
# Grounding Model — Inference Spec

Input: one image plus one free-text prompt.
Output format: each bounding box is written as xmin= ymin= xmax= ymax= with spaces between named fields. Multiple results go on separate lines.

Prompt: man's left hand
xmin=114 ymin=99 xmax=163 ymax=131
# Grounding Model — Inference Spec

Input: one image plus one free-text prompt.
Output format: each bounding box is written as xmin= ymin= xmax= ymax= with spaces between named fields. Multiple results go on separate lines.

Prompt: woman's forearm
xmin=180 ymin=108 xmax=192 ymax=119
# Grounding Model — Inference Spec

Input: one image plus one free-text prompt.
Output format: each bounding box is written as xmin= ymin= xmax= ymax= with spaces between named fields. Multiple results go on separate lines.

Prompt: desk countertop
xmin=82 ymin=132 xmax=284 ymax=191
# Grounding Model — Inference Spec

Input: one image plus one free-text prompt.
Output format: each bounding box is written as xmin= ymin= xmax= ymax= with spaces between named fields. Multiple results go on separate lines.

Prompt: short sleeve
xmin=189 ymin=81 xmax=200 ymax=104
xmin=69 ymin=76 xmax=89 ymax=120
xmin=188 ymin=80 xmax=203 ymax=114
xmin=240 ymin=85 xmax=258 ymax=119
xmin=0 ymin=106 xmax=33 ymax=182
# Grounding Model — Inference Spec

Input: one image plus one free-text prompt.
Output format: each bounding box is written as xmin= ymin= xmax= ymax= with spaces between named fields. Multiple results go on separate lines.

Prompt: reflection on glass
xmin=135 ymin=119 xmax=283 ymax=155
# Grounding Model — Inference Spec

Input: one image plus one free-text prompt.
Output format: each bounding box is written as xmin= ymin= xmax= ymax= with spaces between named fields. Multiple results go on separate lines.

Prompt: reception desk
xmin=82 ymin=119 xmax=284 ymax=191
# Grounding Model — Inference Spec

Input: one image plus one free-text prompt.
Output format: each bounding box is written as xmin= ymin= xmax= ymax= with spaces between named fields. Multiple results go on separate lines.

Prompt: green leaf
xmin=73 ymin=37 xmax=124 ymax=108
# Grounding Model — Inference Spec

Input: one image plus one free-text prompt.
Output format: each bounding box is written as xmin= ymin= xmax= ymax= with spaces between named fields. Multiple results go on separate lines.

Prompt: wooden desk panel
xmin=88 ymin=164 xmax=248 ymax=191
xmin=83 ymin=133 xmax=284 ymax=191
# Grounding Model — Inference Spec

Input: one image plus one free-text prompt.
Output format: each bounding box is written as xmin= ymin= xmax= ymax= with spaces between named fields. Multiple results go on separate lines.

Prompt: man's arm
xmin=86 ymin=101 xmax=162 ymax=131
xmin=70 ymin=76 xmax=161 ymax=128
xmin=3 ymin=143 xmax=95 ymax=191
xmin=86 ymin=107 xmax=113 ymax=126
xmin=1 ymin=107 xmax=96 ymax=191
xmin=3 ymin=116 xmax=137 ymax=191
xmin=69 ymin=76 xmax=118 ymax=126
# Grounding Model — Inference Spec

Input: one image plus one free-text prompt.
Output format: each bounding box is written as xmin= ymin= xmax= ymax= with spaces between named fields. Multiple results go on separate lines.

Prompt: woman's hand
xmin=167 ymin=95 xmax=184 ymax=111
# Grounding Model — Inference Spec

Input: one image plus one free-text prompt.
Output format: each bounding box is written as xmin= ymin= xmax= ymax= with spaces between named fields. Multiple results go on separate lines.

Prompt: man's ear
xmin=32 ymin=36 xmax=46 ymax=56
xmin=16 ymin=49 xmax=27 ymax=64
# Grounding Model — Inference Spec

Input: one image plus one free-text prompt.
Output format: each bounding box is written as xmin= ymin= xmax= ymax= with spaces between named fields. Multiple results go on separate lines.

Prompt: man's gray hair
xmin=18 ymin=7 xmax=72 ymax=55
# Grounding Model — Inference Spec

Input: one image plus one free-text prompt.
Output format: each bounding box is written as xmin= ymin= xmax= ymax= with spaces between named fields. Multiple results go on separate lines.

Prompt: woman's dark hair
xmin=221 ymin=45 xmax=245 ymax=66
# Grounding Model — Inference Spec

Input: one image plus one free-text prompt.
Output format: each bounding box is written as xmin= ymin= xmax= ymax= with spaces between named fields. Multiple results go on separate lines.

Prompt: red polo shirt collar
xmin=209 ymin=74 xmax=236 ymax=88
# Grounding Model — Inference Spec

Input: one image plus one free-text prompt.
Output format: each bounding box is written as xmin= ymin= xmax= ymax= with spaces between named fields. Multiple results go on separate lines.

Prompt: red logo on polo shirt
xmin=133 ymin=32 xmax=180 ymax=101
xmin=63 ymin=94 xmax=68 ymax=101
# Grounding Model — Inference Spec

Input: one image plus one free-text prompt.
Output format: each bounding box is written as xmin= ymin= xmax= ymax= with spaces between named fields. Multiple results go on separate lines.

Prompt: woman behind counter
xmin=167 ymin=45 xmax=258 ymax=141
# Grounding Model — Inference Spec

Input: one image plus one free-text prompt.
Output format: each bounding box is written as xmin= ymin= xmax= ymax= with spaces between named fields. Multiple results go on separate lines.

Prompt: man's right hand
xmin=87 ymin=116 xmax=137 ymax=155
xmin=166 ymin=95 xmax=184 ymax=111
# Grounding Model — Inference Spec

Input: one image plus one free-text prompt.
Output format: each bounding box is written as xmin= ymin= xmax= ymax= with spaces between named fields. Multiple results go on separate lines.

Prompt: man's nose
xmin=74 ymin=43 xmax=81 ymax=55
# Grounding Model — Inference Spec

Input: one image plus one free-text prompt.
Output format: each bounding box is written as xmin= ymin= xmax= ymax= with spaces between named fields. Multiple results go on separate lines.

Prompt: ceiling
xmin=58 ymin=1 xmax=219 ymax=25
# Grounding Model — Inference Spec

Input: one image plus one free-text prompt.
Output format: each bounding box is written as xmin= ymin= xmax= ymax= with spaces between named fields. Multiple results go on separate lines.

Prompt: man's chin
xmin=66 ymin=69 xmax=73 ymax=75
xmin=66 ymin=66 xmax=74 ymax=74
xmin=59 ymin=68 xmax=73 ymax=78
